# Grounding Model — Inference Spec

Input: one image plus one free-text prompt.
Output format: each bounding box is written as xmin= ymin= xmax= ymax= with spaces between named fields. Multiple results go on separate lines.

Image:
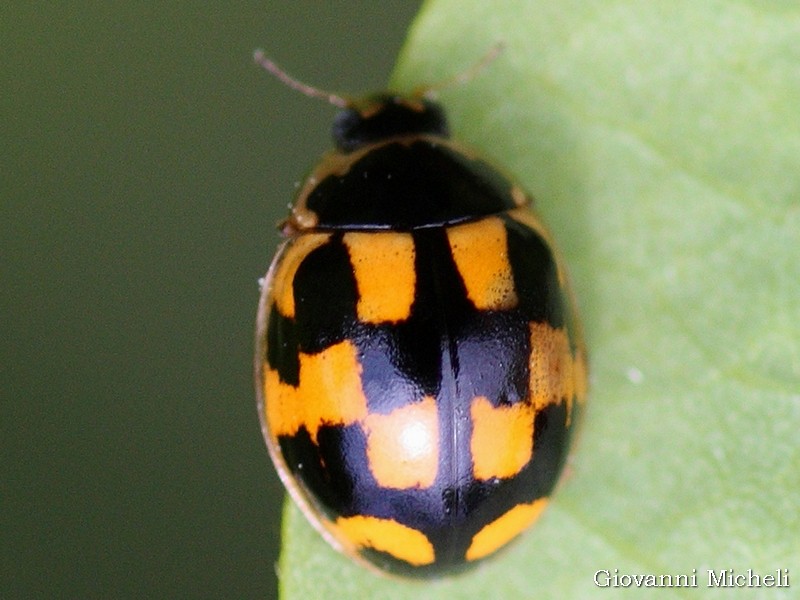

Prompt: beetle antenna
xmin=420 ymin=42 xmax=506 ymax=99
xmin=253 ymin=49 xmax=349 ymax=108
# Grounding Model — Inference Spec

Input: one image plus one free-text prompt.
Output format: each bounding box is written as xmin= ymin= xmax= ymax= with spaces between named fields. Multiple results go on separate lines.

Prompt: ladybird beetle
xmin=254 ymin=51 xmax=587 ymax=578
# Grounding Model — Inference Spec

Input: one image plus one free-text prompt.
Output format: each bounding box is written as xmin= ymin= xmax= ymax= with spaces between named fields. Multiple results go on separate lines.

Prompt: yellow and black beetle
xmin=254 ymin=50 xmax=587 ymax=578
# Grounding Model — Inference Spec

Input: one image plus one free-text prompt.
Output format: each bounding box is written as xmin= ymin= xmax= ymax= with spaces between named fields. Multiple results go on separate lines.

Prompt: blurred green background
xmin=2 ymin=3 xmax=421 ymax=598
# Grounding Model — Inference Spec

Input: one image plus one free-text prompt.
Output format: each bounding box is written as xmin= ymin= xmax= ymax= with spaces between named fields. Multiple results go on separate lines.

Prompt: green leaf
xmin=278 ymin=1 xmax=800 ymax=598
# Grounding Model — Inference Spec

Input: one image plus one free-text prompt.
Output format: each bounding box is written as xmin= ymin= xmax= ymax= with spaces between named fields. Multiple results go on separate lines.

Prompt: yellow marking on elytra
xmin=336 ymin=515 xmax=435 ymax=566
xmin=529 ymin=322 xmax=583 ymax=426
xmin=446 ymin=218 xmax=518 ymax=311
xmin=465 ymin=499 xmax=549 ymax=561
xmin=470 ymin=323 xmax=584 ymax=481
xmin=264 ymin=340 xmax=368 ymax=443
xmin=470 ymin=396 xmax=535 ymax=481
xmin=344 ymin=231 xmax=416 ymax=323
xmin=363 ymin=396 xmax=439 ymax=489
xmin=272 ymin=233 xmax=331 ymax=318
xmin=529 ymin=322 xmax=570 ymax=410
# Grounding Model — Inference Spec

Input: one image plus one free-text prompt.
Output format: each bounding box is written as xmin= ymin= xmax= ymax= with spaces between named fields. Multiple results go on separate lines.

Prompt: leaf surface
xmin=279 ymin=2 xmax=800 ymax=597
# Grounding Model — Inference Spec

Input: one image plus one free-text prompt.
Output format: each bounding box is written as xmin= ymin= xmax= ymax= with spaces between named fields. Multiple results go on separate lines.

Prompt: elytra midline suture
xmin=594 ymin=569 xmax=790 ymax=588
